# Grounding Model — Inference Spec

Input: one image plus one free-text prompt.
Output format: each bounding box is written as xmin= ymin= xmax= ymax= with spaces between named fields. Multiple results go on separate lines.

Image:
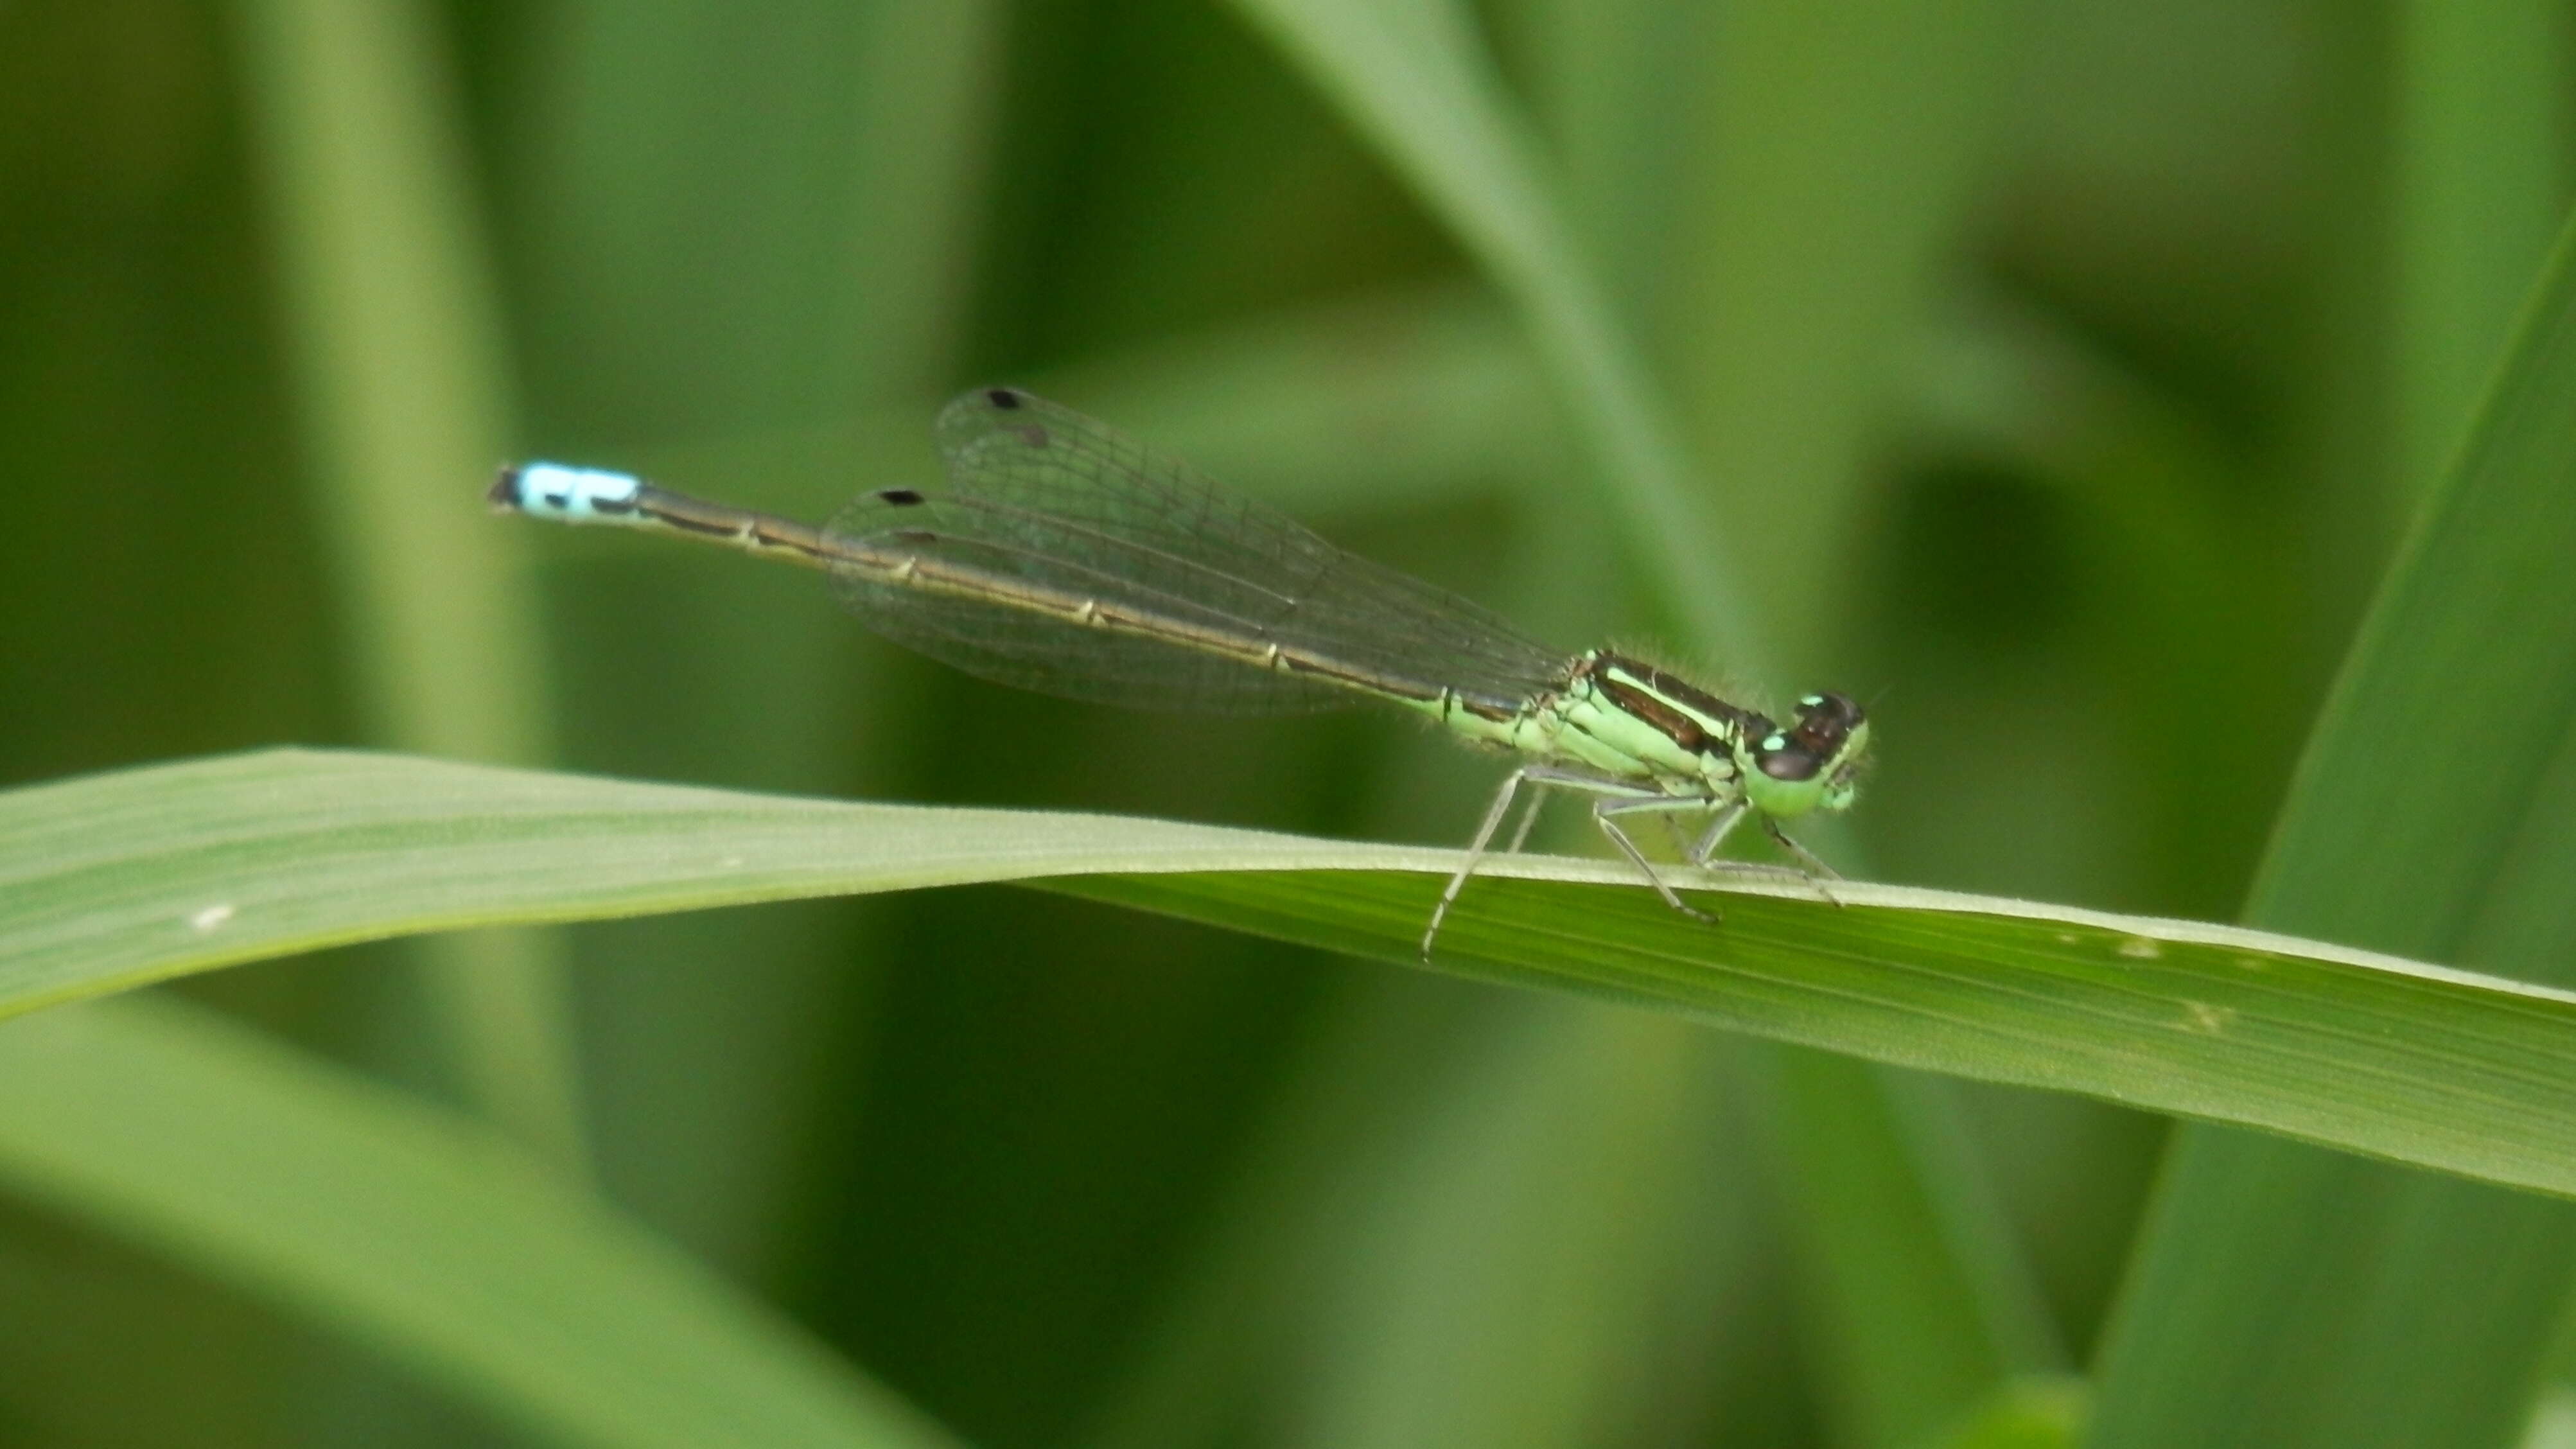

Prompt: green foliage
xmin=4 ymin=1 xmax=2574 ymax=1447
xmin=18 ymin=749 xmax=2576 ymax=1199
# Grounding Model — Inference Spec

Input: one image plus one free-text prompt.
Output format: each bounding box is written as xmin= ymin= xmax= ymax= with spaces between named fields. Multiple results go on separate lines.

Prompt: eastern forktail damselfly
xmin=490 ymin=387 xmax=1870 ymax=956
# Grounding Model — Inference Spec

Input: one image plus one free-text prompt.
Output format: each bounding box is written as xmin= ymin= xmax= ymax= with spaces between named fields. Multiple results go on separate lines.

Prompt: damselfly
xmin=489 ymin=387 xmax=1870 ymax=956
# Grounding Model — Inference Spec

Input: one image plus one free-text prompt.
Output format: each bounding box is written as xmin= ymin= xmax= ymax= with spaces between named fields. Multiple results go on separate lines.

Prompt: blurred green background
xmin=3 ymin=1 xmax=2571 ymax=1445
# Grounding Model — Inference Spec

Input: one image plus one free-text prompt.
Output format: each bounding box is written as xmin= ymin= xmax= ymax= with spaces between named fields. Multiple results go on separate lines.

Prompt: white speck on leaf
xmin=188 ymin=904 xmax=236 ymax=933
xmin=2181 ymin=1001 xmax=2234 ymax=1033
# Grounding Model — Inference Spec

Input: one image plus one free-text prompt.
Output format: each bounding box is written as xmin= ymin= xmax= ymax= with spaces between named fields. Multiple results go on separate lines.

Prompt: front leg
xmin=1760 ymin=817 xmax=1846 ymax=906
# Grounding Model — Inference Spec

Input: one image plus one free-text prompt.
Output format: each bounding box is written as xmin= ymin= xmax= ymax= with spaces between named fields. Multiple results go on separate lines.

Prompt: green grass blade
xmin=0 ymin=994 xmax=954 ymax=1449
xmin=2089 ymin=207 xmax=2576 ymax=1446
xmin=232 ymin=0 xmax=586 ymax=1172
xmin=14 ymin=748 xmax=2576 ymax=1201
xmin=1222 ymin=0 xmax=1756 ymax=662
xmin=2392 ymin=0 xmax=2571 ymax=498
xmin=231 ymin=0 xmax=532 ymax=760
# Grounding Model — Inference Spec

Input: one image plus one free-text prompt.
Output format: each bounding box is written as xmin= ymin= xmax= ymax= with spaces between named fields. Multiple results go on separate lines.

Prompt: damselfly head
xmin=1740 ymin=691 xmax=1870 ymax=817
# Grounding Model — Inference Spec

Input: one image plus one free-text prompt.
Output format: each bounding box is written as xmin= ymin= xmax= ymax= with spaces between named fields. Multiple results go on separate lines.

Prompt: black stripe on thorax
xmin=1587 ymin=651 xmax=1762 ymax=753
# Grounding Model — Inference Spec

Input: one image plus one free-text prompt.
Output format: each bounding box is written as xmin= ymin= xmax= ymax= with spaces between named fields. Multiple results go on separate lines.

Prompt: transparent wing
xmin=820 ymin=387 xmax=1570 ymax=714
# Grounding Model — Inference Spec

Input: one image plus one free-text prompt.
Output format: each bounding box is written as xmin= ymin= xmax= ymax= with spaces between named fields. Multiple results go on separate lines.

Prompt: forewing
xmin=822 ymin=387 xmax=1567 ymax=715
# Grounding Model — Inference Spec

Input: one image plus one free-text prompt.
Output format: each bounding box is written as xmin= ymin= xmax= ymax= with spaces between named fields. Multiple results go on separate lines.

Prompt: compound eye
xmin=1798 ymin=692 xmax=1862 ymax=727
xmin=1788 ymin=692 xmax=1862 ymax=755
xmin=1756 ymin=733 xmax=1822 ymax=782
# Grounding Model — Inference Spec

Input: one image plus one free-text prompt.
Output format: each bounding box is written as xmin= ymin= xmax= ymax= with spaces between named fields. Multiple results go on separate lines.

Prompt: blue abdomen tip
xmin=493 ymin=461 xmax=644 ymax=521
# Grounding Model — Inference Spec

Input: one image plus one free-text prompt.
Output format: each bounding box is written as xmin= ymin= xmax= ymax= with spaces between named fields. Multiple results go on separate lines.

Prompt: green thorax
xmin=1418 ymin=649 xmax=1868 ymax=820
